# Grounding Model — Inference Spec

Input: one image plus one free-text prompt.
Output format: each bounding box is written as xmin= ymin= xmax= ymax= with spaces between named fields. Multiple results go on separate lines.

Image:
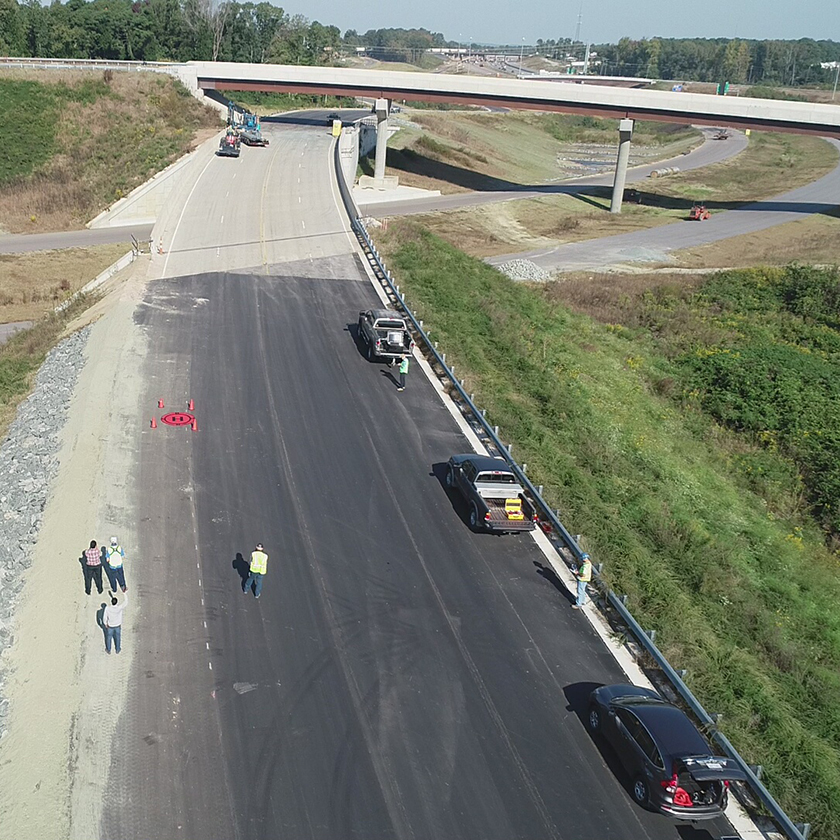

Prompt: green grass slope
xmin=0 ymin=70 xmax=220 ymax=232
xmin=379 ymin=221 xmax=840 ymax=837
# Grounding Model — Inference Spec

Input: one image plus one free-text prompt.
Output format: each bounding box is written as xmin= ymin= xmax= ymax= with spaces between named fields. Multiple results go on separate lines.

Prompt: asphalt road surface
xmin=357 ymin=126 xmax=748 ymax=218
xmin=0 ymin=222 xmax=154 ymax=255
xmin=101 ymin=111 xmax=734 ymax=839
xmin=487 ymin=137 xmax=840 ymax=272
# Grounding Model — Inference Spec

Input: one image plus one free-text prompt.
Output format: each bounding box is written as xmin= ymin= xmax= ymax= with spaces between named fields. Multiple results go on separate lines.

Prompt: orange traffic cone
xmin=158 ymin=399 xmax=164 ymax=409
xmin=150 ymin=417 xmax=157 ymax=429
xmin=188 ymin=399 xmax=194 ymax=411
xmin=191 ymin=419 xmax=198 ymax=432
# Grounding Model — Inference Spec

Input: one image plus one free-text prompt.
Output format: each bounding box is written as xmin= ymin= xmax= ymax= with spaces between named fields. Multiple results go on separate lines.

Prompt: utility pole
xmin=833 ymin=62 xmax=840 ymax=101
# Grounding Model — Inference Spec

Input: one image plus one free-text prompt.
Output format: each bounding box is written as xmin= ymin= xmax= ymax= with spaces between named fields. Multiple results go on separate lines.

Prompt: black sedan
xmin=588 ymin=684 xmax=747 ymax=820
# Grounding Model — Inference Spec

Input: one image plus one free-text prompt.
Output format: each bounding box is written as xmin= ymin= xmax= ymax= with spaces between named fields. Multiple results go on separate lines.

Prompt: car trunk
xmin=675 ymin=757 xmax=747 ymax=806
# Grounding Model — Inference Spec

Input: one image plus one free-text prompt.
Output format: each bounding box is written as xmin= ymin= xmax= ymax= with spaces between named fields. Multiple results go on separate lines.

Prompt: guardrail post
xmin=522 ymin=463 xmax=527 ymax=474
xmin=507 ymin=443 xmax=513 ymax=455
xmin=596 ymin=562 xmax=603 ymax=574
xmin=493 ymin=425 xmax=499 ymax=435
xmin=646 ymin=629 xmax=656 ymax=643
xmin=442 ymin=353 xmax=446 ymax=365
xmin=451 ymin=365 xmax=455 ymax=377
xmin=796 ymin=823 xmax=811 ymax=839
xmin=538 ymin=485 xmax=543 ymax=495
xmin=620 ymin=594 xmax=628 ymax=605
xmin=677 ymin=669 xmax=687 ymax=678
xmin=749 ymin=765 xmax=764 ymax=781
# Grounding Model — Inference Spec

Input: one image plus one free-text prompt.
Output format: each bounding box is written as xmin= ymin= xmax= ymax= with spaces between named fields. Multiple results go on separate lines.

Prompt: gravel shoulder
xmin=0 ymin=258 xmax=150 ymax=839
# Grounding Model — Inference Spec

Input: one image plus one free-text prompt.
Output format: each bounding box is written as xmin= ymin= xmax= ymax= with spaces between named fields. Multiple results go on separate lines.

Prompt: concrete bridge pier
xmin=609 ymin=118 xmax=635 ymax=214
xmin=373 ymin=98 xmax=390 ymax=184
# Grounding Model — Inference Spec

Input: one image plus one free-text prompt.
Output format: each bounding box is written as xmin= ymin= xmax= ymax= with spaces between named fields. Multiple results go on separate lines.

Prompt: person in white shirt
xmin=103 ymin=591 xmax=128 ymax=654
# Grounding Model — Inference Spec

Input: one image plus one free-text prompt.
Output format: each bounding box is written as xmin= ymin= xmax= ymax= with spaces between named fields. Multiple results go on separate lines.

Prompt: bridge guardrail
xmin=0 ymin=56 xmax=179 ymax=70
xmin=332 ymin=137 xmax=811 ymax=840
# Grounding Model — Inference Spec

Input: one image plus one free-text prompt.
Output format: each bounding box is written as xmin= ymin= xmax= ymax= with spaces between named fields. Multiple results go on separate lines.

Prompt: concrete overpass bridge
xmin=181 ymin=61 xmax=840 ymax=212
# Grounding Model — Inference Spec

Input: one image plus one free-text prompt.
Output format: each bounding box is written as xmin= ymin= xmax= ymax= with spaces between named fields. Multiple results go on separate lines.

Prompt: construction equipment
xmin=688 ymin=204 xmax=711 ymax=221
xmin=217 ymin=128 xmax=241 ymax=158
xmin=240 ymin=127 xmax=269 ymax=147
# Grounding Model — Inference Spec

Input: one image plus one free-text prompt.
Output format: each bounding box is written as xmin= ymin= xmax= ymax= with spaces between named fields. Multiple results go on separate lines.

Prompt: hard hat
xmin=256 ymin=543 xmax=263 ymax=550
xmin=110 ymin=536 xmax=118 ymax=546
xmin=581 ymin=553 xmax=590 ymax=559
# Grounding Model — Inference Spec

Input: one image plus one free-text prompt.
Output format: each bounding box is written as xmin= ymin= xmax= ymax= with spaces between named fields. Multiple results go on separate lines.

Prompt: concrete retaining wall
xmin=87 ymin=132 xmax=222 ymax=229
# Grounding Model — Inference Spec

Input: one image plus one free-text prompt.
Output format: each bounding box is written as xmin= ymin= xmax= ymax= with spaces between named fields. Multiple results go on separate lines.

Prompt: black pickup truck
xmin=357 ymin=309 xmax=415 ymax=362
xmin=445 ymin=454 xmax=537 ymax=533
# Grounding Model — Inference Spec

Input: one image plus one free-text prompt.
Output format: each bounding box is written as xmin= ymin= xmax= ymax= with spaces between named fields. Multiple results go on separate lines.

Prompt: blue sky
xmin=289 ymin=0 xmax=840 ymax=45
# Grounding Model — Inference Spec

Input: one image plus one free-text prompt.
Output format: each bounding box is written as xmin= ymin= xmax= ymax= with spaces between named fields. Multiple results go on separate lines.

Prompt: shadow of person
xmin=96 ymin=602 xmax=108 ymax=648
xmin=381 ymin=370 xmax=401 ymax=389
xmin=534 ymin=560 xmax=575 ymax=605
xmin=232 ymin=552 xmax=250 ymax=586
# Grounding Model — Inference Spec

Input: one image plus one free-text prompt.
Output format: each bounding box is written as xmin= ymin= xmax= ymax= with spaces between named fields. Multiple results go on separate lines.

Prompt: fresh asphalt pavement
xmin=99 ymin=113 xmax=735 ymax=838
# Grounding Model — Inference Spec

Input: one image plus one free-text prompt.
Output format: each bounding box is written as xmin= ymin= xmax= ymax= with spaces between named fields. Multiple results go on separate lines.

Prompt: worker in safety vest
xmin=105 ymin=536 xmax=128 ymax=592
xmin=572 ymin=553 xmax=592 ymax=610
xmin=244 ymin=543 xmax=268 ymax=598
xmin=397 ymin=356 xmax=409 ymax=392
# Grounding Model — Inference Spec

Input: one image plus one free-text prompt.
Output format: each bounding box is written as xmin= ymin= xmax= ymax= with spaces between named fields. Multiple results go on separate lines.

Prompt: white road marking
xmin=209 ymin=662 xmax=213 ymax=670
xmin=162 ymin=153 xmax=215 ymax=277
xmin=203 ymin=621 xmax=207 ymax=629
xmin=206 ymin=642 xmax=210 ymax=650
xmin=301 ymin=220 xmax=306 ymax=230
xmin=298 ymin=196 xmax=301 ymax=203
xmin=220 ymin=215 xmax=224 ymax=224
xmin=198 ymin=579 xmax=202 ymax=587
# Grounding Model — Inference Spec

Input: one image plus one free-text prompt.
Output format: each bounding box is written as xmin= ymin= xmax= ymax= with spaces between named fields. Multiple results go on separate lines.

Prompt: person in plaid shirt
xmin=83 ymin=539 xmax=104 ymax=595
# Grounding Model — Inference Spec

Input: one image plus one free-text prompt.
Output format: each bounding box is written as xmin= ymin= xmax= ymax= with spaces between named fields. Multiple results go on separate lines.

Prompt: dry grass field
xmin=0 ymin=244 xmax=128 ymax=323
xmin=0 ymin=68 xmax=220 ymax=233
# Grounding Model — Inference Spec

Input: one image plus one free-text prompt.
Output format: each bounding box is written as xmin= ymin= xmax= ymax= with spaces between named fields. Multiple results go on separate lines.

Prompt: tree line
xmin=0 ymin=0 xmax=449 ymax=65
xmin=594 ymin=37 xmax=840 ymax=87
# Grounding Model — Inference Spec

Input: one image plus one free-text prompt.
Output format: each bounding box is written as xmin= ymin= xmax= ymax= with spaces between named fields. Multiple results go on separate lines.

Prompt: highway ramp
xmin=487 ymin=137 xmax=840 ymax=272
xmin=101 ymin=115 xmax=733 ymax=839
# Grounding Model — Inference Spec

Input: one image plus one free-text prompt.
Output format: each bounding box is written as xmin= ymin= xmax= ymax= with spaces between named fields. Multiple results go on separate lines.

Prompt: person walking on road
xmin=105 ymin=536 xmax=127 ymax=592
xmin=103 ymin=591 xmax=128 ymax=654
xmin=397 ymin=355 xmax=409 ymax=391
xmin=572 ymin=553 xmax=592 ymax=610
xmin=244 ymin=543 xmax=268 ymax=598
xmin=83 ymin=539 xmax=104 ymax=595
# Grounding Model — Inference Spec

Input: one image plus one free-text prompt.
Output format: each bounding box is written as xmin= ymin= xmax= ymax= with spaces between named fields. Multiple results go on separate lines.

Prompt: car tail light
xmin=375 ymin=338 xmax=381 ymax=348
xmin=484 ymin=512 xmax=491 ymax=521
xmin=661 ymin=774 xmax=693 ymax=808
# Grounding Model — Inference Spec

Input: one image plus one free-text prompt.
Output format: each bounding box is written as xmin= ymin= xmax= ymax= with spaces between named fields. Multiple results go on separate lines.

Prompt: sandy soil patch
xmin=0 ymin=257 xmax=150 ymax=839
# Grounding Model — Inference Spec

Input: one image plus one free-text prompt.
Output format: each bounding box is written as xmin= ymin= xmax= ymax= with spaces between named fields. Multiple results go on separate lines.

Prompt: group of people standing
xmin=82 ymin=537 xmax=129 ymax=655
xmin=82 ymin=537 xmax=128 ymax=595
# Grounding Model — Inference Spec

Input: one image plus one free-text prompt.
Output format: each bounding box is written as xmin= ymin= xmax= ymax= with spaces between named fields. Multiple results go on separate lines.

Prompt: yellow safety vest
xmin=250 ymin=550 xmax=268 ymax=574
xmin=578 ymin=559 xmax=592 ymax=583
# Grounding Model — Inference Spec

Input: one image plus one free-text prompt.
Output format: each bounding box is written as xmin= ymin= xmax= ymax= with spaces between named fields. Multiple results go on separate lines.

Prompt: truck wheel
xmin=469 ymin=505 xmax=479 ymax=530
xmin=445 ymin=467 xmax=454 ymax=488
xmin=366 ymin=342 xmax=374 ymax=361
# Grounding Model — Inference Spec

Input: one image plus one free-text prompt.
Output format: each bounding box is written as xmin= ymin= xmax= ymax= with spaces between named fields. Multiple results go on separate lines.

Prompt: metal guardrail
xmin=0 ymin=56 xmax=180 ymax=72
xmin=332 ymin=137 xmax=810 ymax=840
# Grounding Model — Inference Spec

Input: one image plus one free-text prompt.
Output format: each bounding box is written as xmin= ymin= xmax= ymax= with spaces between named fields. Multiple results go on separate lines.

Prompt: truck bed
xmin=483 ymin=498 xmax=535 ymax=531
